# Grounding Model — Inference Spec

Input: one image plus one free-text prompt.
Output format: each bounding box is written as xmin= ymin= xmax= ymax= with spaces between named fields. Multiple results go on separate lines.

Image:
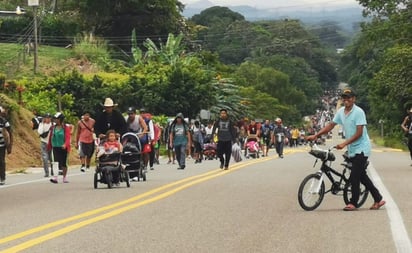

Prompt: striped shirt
xmin=0 ymin=117 xmax=11 ymax=148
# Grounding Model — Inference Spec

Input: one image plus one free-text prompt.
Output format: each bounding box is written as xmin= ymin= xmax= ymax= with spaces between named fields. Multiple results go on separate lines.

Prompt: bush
xmin=74 ymin=33 xmax=110 ymax=63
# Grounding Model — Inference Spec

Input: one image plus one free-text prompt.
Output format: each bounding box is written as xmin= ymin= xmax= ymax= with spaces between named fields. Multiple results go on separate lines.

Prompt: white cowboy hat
xmin=103 ymin=98 xmax=117 ymax=107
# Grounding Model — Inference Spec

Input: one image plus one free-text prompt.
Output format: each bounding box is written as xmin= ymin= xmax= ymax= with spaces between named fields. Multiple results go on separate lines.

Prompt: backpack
xmin=31 ymin=116 xmax=42 ymax=130
xmin=192 ymin=128 xmax=202 ymax=142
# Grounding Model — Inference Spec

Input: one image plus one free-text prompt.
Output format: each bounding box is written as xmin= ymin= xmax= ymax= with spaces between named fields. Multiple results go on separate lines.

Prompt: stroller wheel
xmin=106 ymin=171 xmax=113 ymax=189
xmin=124 ymin=171 xmax=130 ymax=188
xmin=93 ymin=173 xmax=98 ymax=189
xmin=142 ymin=173 xmax=146 ymax=181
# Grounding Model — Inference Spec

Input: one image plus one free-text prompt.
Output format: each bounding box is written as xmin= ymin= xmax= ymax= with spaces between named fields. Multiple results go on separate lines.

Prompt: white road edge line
xmin=369 ymin=162 xmax=412 ymax=253
xmin=0 ymin=172 xmax=87 ymax=189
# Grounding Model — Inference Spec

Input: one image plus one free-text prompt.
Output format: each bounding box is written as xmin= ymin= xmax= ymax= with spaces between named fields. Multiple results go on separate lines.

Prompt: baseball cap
xmin=127 ymin=107 xmax=136 ymax=114
xmin=341 ymin=87 xmax=356 ymax=97
xmin=54 ymin=112 xmax=64 ymax=120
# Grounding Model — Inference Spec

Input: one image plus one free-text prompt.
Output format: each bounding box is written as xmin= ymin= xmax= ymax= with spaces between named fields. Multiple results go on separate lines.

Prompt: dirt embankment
xmin=1 ymin=95 xmax=78 ymax=172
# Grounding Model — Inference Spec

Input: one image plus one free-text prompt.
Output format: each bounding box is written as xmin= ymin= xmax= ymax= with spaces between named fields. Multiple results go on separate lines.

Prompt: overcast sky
xmin=182 ymin=0 xmax=360 ymax=9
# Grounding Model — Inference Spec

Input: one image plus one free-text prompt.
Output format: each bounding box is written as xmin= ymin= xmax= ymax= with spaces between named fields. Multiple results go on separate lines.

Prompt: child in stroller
xmin=94 ymin=130 xmax=130 ymax=189
xmin=121 ymin=132 xmax=146 ymax=182
xmin=203 ymin=142 xmax=217 ymax=160
xmin=245 ymin=134 xmax=260 ymax=158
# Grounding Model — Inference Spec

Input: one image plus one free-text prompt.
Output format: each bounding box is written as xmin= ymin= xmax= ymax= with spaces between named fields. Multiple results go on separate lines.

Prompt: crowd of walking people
xmin=0 ymin=87 xmax=410 ymax=190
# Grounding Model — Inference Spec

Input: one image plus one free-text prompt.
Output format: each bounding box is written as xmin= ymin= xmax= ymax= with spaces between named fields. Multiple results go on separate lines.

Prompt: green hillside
xmin=0 ymin=42 xmax=78 ymax=79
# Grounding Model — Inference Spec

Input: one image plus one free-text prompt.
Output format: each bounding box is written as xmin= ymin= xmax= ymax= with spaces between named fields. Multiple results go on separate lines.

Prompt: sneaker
xmin=0 ymin=180 xmax=5 ymax=185
xmin=181 ymin=165 xmax=185 ymax=170
xmin=63 ymin=179 xmax=69 ymax=183
xmin=370 ymin=200 xmax=386 ymax=210
xmin=80 ymin=166 xmax=86 ymax=172
xmin=280 ymin=154 xmax=284 ymax=158
xmin=50 ymin=178 xmax=58 ymax=184
xmin=86 ymin=167 xmax=90 ymax=171
xmin=150 ymin=167 xmax=154 ymax=170
xmin=131 ymin=177 xmax=138 ymax=181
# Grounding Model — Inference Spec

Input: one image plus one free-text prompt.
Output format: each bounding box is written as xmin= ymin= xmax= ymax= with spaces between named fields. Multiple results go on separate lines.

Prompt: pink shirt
xmin=104 ymin=141 xmax=121 ymax=153
xmin=77 ymin=118 xmax=95 ymax=144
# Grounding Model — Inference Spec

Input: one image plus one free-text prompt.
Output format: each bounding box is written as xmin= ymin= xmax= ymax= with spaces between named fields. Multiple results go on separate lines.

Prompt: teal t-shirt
xmin=333 ymin=104 xmax=371 ymax=157
xmin=51 ymin=127 xmax=65 ymax=147
xmin=173 ymin=124 xmax=188 ymax=146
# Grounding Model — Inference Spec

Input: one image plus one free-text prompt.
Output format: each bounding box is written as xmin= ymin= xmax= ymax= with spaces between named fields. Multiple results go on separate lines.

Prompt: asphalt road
xmin=0 ymin=138 xmax=411 ymax=253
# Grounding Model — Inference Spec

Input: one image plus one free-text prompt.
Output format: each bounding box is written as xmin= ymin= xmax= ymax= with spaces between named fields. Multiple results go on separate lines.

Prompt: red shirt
xmin=104 ymin=141 xmax=121 ymax=153
xmin=77 ymin=118 xmax=95 ymax=144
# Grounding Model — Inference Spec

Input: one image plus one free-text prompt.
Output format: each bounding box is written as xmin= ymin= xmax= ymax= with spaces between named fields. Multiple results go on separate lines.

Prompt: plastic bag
xmin=142 ymin=143 xmax=152 ymax=153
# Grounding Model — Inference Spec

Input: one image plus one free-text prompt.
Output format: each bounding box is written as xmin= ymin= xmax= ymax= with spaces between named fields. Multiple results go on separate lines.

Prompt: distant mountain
xmin=183 ymin=0 xmax=365 ymax=33
xmin=183 ymin=0 xmax=215 ymax=17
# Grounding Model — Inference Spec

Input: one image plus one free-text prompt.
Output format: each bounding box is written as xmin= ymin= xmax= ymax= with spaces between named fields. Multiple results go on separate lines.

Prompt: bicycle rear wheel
xmin=343 ymin=183 xmax=369 ymax=207
xmin=298 ymin=173 xmax=325 ymax=211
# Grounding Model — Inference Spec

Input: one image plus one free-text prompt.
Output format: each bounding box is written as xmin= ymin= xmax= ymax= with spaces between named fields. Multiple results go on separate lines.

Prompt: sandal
xmin=343 ymin=203 xmax=357 ymax=211
xmin=370 ymin=200 xmax=386 ymax=210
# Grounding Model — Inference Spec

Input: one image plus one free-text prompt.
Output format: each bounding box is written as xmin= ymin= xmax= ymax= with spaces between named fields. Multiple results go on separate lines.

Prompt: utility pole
xmin=28 ymin=0 xmax=39 ymax=74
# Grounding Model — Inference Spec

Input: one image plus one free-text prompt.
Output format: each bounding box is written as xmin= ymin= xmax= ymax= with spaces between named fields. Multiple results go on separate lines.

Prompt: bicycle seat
xmin=309 ymin=149 xmax=336 ymax=161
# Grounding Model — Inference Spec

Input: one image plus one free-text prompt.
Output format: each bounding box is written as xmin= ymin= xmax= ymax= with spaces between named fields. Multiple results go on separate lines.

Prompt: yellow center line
xmin=0 ymin=155 xmax=281 ymax=251
xmin=0 ymin=169 xmax=221 ymax=245
xmin=2 ymin=158 xmax=270 ymax=252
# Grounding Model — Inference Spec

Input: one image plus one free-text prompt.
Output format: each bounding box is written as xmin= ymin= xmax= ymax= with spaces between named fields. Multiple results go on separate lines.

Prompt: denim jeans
xmin=40 ymin=141 xmax=52 ymax=175
xmin=174 ymin=144 xmax=186 ymax=167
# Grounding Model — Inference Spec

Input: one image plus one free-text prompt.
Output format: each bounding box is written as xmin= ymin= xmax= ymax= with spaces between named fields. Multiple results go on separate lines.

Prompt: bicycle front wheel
xmin=343 ymin=183 xmax=369 ymax=207
xmin=298 ymin=173 xmax=325 ymax=211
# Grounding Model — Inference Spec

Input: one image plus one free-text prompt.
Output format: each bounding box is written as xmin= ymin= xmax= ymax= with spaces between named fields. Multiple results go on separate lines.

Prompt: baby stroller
xmin=245 ymin=135 xmax=260 ymax=159
xmin=203 ymin=142 xmax=217 ymax=160
xmin=94 ymin=150 xmax=130 ymax=189
xmin=121 ymin=132 xmax=146 ymax=182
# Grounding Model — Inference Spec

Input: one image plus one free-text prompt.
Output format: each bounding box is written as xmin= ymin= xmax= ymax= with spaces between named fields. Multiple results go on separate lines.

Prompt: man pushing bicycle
xmin=306 ymin=87 xmax=385 ymax=211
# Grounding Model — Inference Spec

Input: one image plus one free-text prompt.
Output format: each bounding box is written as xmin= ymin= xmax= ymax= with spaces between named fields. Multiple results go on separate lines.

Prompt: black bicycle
xmin=298 ymin=144 xmax=369 ymax=211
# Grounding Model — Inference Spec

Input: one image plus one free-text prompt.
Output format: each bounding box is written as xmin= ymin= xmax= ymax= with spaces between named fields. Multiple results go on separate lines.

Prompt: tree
xmin=339 ymin=0 xmax=411 ymax=141
xmin=190 ymin=6 xmax=245 ymax=27
xmin=368 ymin=45 xmax=412 ymax=134
xmin=357 ymin=0 xmax=410 ymax=17
xmin=76 ymin=0 xmax=185 ymax=51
